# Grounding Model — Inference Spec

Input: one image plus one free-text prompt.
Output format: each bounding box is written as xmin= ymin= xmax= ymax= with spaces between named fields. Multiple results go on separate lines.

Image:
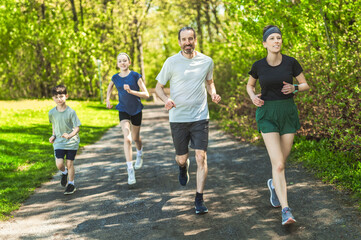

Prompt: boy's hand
xmin=49 ymin=136 xmax=55 ymax=143
xmin=61 ymin=133 xmax=72 ymax=140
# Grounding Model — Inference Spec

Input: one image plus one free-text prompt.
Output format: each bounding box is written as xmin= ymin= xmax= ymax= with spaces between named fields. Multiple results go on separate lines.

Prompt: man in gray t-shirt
xmin=156 ymin=27 xmax=221 ymax=215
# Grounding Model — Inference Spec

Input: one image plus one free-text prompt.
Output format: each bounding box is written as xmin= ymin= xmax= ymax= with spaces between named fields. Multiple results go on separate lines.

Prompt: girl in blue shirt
xmin=106 ymin=52 xmax=149 ymax=185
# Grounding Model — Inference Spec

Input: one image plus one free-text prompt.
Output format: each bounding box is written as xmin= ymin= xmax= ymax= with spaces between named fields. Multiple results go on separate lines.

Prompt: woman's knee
xmin=273 ymin=161 xmax=286 ymax=173
xmin=124 ymin=135 xmax=132 ymax=145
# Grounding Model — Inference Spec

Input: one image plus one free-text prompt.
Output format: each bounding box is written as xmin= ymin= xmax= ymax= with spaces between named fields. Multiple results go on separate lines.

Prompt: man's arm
xmin=206 ymin=79 xmax=221 ymax=104
xmin=155 ymin=82 xmax=176 ymax=110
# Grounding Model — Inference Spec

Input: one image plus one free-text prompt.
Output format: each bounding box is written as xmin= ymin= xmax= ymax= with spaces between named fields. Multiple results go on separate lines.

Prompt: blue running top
xmin=111 ymin=71 xmax=143 ymax=116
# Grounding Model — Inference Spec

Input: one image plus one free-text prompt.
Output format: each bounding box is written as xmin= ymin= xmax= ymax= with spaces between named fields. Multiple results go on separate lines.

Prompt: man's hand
xmin=165 ymin=99 xmax=176 ymax=110
xmin=211 ymin=93 xmax=221 ymax=104
xmin=61 ymin=133 xmax=72 ymax=140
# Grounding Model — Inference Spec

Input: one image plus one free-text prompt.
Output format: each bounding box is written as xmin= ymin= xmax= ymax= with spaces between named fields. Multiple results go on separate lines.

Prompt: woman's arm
xmin=123 ymin=78 xmax=150 ymax=99
xmin=294 ymin=72 xmax=310 ymax=92
xmin=281 ymin=72 xmax=310 ymax=94
xmin=247 ymin=75 xmax=264 ymax=107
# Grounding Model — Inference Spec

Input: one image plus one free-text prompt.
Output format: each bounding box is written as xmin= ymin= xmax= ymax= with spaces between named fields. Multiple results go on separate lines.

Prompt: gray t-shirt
xmin=156 ymin=51 xmax=214 ymax=122
xmin=49 ymin=106 xmax=81 ymax=150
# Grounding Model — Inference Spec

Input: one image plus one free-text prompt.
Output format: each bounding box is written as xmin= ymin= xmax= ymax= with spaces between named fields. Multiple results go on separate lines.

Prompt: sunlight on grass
xmin=0 ymin=100 xmax=119 ymax=220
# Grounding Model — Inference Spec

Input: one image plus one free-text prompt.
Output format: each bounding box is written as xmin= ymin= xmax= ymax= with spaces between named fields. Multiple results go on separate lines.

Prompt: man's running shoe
xmin=128 ymin=168 xmax=136 ymax=185
xmin=64 ymin=184 xmax=76 ymax=195
xmin=195 ymin=199 xmax=208 ymax=214
xmin=267 ymin=179 xmax=281 ymax=207
xmin=61 ymin=173 xmax=68 ymax=187
xmin=179 ymin=159 xmax=189 ymax=186
xmin=282 ymin=207 xmax=296 ymax=225
xmin=134 ymin=155 xmax=143 ymax=170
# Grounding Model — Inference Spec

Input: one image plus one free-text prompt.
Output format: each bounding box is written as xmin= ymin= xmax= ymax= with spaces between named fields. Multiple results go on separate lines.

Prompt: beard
xmin=182 ymin=45 xmax=194 ymax=54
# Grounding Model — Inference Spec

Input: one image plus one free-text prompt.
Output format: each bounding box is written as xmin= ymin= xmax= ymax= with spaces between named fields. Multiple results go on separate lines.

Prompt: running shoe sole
xmin=64 ymin=187 xmax=76 ymax=195
xmin=282 ymin=218 xmax=296 ymax=225
xmin=195 ymin=207 xmax=209 ymax=214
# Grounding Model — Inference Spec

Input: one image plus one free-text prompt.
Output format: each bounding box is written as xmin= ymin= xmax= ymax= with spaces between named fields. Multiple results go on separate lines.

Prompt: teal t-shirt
xmin=49 ymin=106 xmax=81 ymax=150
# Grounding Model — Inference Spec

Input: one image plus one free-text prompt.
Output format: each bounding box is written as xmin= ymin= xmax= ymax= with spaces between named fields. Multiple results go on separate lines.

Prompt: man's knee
xmin=195 ymin=151 xmax=207 ymax=165
xmin=176 ymin=154 xmax=188 ymax=166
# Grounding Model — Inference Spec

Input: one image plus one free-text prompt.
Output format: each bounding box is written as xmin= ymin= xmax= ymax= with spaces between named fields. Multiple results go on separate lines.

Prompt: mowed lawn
xmin=0 ymin=100 xmax=119 ymax=220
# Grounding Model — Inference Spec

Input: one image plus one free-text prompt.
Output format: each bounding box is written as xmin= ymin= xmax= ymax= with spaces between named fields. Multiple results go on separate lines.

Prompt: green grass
xmin=291 ymin=136 xmax=361 ymax=200
xmin=0 ymin=100 xmax=119 ymax=220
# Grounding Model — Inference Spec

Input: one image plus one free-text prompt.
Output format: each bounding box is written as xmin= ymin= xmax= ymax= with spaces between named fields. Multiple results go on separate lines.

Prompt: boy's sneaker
xmin=134 ymin=155 xmax=143 ymax=170
xmin=179 ymin=159 xmax=190 ymax=186
xmin=282 ymin=207 xmax=296 ymax=225
xmin=61 ymin=173 xmax=68 ymax=187
xmin=64 ymin=184 xmax=76 ymax=195
xmin=195 ymin=199 xmax=208 ymax=214
xmin=128 ymin=168 xmax=136 ymax=185
xmin=267 ymin=179 xmax=281 ymax=207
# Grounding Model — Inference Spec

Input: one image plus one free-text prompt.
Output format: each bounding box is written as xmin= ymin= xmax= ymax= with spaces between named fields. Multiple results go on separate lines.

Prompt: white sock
xmin=137 ymin=147 xmax=143 ymax=156
xmin=127 ymin=161 xmax=133 ymax=169
xmin=68 ymin=180 xmax=74 ymax=185
xmin=61 ymin=169 xmax=68 ymax=175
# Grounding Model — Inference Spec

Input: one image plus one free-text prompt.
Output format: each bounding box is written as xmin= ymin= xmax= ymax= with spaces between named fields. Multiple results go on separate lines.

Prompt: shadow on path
xmin=1 ymin=105 xmax=361 ymax=240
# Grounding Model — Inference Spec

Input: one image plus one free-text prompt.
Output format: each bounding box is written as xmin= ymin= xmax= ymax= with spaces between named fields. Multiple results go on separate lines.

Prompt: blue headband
xmin=263 ymin=27 xmax=282 ymax=42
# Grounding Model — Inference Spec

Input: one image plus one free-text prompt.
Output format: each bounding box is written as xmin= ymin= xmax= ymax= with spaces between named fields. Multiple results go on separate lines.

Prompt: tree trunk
xmin=196 ymin=1 xmax=203 ymax=53
xmin=69 ymin=0 xmax=78 ymax=32
xmin=79 ymin=0 xmax=83 ymax=26
xmin=137 ymin=34 xmax=146 ymax=82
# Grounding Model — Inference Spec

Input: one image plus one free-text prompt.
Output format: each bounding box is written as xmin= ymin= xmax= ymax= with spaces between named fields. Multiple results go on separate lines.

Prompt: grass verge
xmin=0 ymin=100 xmax=119 ymax=220
xmin=292 ymin=136 xmax=361 ymax=200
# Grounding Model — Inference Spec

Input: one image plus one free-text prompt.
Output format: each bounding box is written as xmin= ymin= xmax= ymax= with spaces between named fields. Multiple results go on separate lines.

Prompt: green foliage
xmin=217 ymin=0 xmax=361 ymax=198
xmin=220 ymin=0 xmax=361 ymax=156
xmin=0 ymin=100 xmax=118 ymax=220
xmin=292 ymin=136 xmax=361 ymax=197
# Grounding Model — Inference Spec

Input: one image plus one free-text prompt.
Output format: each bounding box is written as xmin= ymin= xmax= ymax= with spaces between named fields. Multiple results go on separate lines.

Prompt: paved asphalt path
xmin=1 ymin=105 xmax=361 ymax=240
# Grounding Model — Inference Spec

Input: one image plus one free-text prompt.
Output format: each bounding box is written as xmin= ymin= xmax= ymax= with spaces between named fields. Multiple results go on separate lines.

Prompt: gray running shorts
xmin=170 ymin=119 xmax=209 ymax=155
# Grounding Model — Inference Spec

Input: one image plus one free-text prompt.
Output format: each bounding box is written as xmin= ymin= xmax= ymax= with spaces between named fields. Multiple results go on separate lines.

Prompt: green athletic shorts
xmin=256 ymin=98 xmax=300 ymax=135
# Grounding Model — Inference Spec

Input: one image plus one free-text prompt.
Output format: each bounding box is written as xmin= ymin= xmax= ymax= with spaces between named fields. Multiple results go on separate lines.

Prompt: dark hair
xmin=178 ymin=27 xmax=196 ymax=40
xmin=263 ymin=25 xmax=279 ymax=35
xmin=52 ymin=85 xmax=67 ymax=96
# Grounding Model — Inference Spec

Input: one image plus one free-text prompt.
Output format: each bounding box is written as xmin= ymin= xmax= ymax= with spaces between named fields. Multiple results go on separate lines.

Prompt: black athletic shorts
xmin=55 ymin=149 xmax=77 ymax=161
xmin=170 ymin=119 xmax=209 ymax=155
xmin=119 ymin=111 xmax=142 ymax=126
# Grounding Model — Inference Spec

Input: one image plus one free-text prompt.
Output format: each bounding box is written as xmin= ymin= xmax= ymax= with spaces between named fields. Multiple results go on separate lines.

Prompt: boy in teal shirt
xmin=49 ymin=85 xmax=81 ymax=195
